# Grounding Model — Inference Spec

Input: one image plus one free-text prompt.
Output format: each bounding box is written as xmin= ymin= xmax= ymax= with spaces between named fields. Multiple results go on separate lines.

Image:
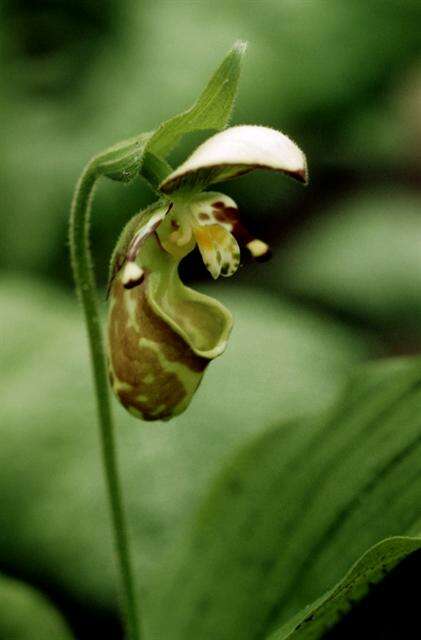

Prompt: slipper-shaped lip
xmin=146 ymin=266 xmax=234 ymax=360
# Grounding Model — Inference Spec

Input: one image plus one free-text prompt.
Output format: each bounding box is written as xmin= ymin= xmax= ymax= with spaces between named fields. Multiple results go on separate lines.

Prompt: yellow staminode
xmin=246 ymin=239 xmax=270 ymax=259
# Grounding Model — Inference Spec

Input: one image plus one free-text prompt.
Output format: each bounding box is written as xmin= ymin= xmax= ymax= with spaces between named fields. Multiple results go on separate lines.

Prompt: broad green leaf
xmin=0 ymin=276 xmax=370 ymax=613
xmin=269 ymin=536 xmax=421 ymax=640
xmin=0 ymin=573 xmax=73 ymax=640
xmin=146 ymin=40 xmax=246 ymax=158
xmin=145 ymin=355 xmax=421 ymax=640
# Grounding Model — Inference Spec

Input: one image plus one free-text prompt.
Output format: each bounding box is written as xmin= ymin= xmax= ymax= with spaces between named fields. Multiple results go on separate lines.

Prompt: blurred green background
xmin=1 ymin=1 xmax=421 ymax=638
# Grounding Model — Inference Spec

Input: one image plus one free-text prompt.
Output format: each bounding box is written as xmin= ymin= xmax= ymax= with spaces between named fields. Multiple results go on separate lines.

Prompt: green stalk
xmin=69 ymin=160 xmax=141 ymax=640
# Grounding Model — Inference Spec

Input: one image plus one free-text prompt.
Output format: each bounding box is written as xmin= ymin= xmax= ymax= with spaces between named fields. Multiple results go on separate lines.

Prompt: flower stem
xmin=69 ymin=162 xmax=141 ymax=640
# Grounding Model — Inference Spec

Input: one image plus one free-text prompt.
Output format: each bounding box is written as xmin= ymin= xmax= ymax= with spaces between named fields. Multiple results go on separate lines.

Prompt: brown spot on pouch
xmin=108 ymin=277 xmax=208 ymax=420
xmin=115 ymin=346 xmax=186 ymax=420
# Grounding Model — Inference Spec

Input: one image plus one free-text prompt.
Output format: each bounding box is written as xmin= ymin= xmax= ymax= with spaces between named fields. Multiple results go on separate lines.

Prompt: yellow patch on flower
xmin=193 ymin=224 xmax=240 ymax=279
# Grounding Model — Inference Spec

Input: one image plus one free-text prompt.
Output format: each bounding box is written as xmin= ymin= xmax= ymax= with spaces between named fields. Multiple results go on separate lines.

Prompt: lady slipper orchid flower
xmin=108 ymin=124 xmax=307 ymax=421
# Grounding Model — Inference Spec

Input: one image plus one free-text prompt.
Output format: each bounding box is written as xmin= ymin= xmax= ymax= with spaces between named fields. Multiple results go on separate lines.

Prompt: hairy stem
xmin=69 ymin=161 xmax=141 ymax=640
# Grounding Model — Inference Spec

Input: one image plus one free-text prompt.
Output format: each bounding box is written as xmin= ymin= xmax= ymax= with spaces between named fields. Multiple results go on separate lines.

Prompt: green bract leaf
xmin=0 ymin=573 xmax=73 ymax=640
xmin=160 ymin=125 xmax=308 ymax=194
xmin=269 ymin=536 xmax=421 ymax=640
xmin=146 ymin=40 xmax=247 ymax=159
xmin=145 ymin=356 xmax=421 ymax=640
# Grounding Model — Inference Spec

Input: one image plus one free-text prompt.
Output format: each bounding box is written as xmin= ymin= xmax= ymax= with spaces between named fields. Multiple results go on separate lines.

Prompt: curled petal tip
xmin=291 ymin=165 xmax=309 ymax=185
xmin=300 ymin=168 xmax=309 ymax=185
